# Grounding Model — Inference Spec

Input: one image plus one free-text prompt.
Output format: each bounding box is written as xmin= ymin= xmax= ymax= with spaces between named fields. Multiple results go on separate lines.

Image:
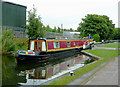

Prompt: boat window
xmin=54 ymin=42 xmax=60 ymax=48
xmin=42 ymin=70 xmax=46 ymax=77
xmin=73 ymin=42 xmax=76 ymax=45
xmin=67 ymin=42 xmax=70 ymax=47
xmin=30 ymin=41 xmax=34 ymax=50
xmin=35 ymin=41 xmax=37 ymax=49
xmin=38 ymin=42 xmax=41 ymax=49
xmin=42 ymin=41 xmax=46 ymax=51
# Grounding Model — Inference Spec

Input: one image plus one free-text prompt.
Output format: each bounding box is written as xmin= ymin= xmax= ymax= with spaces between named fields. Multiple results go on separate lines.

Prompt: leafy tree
xmin=75 ymin=30 xmax=78 ymax=32
xmin=57 ymin=27 xmax=61 ymax=33
xmin=46 ymin=25 xmax=52 ymax=32
xmin=26 ymin=7 xmax=45 ymax=38
xmin=112 ymin=28 xmax=120 ymax=40
xmin=63 ymin=29 xmax=67 ymax=31
xmin=70 ymin=28 xmax=73 ymax=31
xmin=52 ymin=26 xmax=57 ymax=32
xmin=77 ymin=14 xmax=115 ymax=40
xmin=63 ymin=28 xmax=74 ymax=32
xmin=93 ymin=34 xmax=100 ymax=42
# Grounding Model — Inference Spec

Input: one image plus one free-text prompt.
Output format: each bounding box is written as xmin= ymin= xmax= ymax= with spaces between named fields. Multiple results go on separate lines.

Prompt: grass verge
xmin=48 ymin=49 xmax=119 ymax=85
xmin=98 ymin=42 xmax=119 ymax=48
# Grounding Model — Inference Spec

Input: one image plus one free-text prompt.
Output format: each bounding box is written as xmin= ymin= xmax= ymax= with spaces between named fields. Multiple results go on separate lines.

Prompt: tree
xmin=77 ymin=14 xmax=115 ymax=40
xmin=70 ymin=28 xmax=73 ymax=31
xmin=46 ymin=25 xmax=52 ymax=32
xmin=57 ymin=27 xmax=61 ymax=33
xmin=93 ymin=34 xmax=100 ymax=42
xmin=52 ymin=26 xmax=57 ymax=32
xmin=63 ymin=29 xmax=67 ymax=31
xmin=26 ymin=7 xmax=45 ymax=38
xmin=112 ymin=28 xmax=120 ymax=40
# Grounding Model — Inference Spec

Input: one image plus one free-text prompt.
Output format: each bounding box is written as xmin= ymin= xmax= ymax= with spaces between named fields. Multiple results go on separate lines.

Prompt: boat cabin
xmin=17 ymin=38 xmax=94 ymax=61
xmin=28 ymin=39 xmax=91 ymax=52
xmin=28 ymin=39 xmax=46 ymax=52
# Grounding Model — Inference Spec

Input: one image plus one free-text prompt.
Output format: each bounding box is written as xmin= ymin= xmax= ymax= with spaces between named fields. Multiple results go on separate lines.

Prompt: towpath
xmin=67 ymin=56 xmax=119 ymax=86
xmin=67 ymin=45 xmax=119 ymax=86
xmin=85 ymin=57 xmax=118 ymax=85
xmin=94 ymin=47 xmax=120 ymax=50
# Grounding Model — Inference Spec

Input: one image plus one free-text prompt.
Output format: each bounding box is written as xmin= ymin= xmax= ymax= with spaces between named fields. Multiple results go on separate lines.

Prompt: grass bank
xmin=2 ymin=30 xmax=28 ymax=54
xmin=98 ymin=42 xmax=119 ymax=48
xmin=0 ymin=37 xmax=2 ymax=54
xmin=48 ymin=49 xmax=119 ymax=85
xmin=2 ymin=37 xmax=28 ymax=54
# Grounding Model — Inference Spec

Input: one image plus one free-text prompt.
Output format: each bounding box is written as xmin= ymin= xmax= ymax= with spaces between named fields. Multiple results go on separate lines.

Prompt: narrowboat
xmin=17 ymin=38 xmax=94 ymax=61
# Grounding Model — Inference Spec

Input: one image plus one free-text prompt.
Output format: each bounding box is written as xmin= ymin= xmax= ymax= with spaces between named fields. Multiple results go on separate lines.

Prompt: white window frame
xmin=73 ymin=42 xmax=76 ymax=45
xmin=30 ymin=41 xmax=34 ymax=50
xmin=67 ymin=42 xmax=70 ymax=47
xmin=53 ymin=42 xmax=60 ymax=48
xmin=42 ymin=41 xmax=46 ymax=51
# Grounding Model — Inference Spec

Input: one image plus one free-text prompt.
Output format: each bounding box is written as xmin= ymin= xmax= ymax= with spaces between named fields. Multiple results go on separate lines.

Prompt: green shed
xmin=0 ymin=1 xmax=2 ymax=26
xmin=2 ymin=1 xmax=27 ymax=28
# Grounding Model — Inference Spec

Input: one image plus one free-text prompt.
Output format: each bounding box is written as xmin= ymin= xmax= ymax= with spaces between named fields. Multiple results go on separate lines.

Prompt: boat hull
xmin=16 ymin=48 xmax=82 ymax=63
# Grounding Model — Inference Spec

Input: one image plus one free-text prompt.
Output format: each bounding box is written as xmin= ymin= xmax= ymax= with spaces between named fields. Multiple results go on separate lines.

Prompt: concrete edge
xmin=81 ymin=50 xmax=102 ymax=60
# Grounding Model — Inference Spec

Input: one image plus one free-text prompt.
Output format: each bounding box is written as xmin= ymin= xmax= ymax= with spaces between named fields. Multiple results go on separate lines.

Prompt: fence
xmin=45 ymin=32 xmax=80 ymax=39
xmin=2 ymin=26 xmax=80 ymax=39
xmin=2 ymin=26 xmax=27 ymax=38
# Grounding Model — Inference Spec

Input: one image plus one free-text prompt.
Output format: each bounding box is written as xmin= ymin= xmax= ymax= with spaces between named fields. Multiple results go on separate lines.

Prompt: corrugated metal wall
xmin=0 ymin=1 xmax=2 ymax=26
xmin=2 ymin=2 xmax=26 ymax=27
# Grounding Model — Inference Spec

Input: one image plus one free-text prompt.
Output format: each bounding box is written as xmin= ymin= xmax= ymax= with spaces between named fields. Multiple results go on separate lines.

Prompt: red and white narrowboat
xmin=17 ymin=38 xmax=94 ymax=61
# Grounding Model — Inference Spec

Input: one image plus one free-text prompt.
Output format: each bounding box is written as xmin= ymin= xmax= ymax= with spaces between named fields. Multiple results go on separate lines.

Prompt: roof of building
xmin=2 ymin=1 xmax=27 ymax=8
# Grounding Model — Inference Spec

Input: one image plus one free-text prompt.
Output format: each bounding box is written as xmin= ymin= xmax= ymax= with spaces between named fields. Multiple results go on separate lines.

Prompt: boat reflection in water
xmin=17 ymin=54 xmax=90 ymax=85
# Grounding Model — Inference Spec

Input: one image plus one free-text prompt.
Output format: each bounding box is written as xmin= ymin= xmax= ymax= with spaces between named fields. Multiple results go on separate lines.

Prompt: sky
xmin=2 ymin=0 xmax=119 ymax=30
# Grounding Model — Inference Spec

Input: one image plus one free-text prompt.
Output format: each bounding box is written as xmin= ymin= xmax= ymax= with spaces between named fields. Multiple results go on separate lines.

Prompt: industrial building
xmin=2 ymin=1 xmax=26 ymax=27
xmin=1 ymin=1 xmax=27 ymax=38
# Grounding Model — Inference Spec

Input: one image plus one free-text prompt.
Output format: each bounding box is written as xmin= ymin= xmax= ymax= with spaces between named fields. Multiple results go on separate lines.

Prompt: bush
xmin=93 ymin=34 xmax=100 ymax=42
xmin=0 ymin=37 xmax=2 ymax=54
xmin=2 ymin=29 xmax=15 ymax=54
xmin=14 ymin=38 xmax=28 ymax=51
xmin=2 ymin=29 xmax=28 ymax=54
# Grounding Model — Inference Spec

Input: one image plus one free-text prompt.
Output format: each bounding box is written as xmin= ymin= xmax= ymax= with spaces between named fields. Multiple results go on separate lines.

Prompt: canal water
xmin=2 ymin=54 xmax=91 ymax=86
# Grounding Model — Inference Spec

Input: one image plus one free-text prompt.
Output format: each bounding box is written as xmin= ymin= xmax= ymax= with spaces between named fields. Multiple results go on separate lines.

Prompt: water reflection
xmin=2 ymin=54 xmax=90 ymax=86
xmin=2 ymin=55 xmax=26 ymax=86
xmin=0 ymin=54 xmax=2 ymax=87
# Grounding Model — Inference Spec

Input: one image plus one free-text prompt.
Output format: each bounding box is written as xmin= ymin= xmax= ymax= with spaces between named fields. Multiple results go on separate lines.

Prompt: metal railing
xmin=2 ymin=26 xmax=27 ymax=38
xmin=2 ymin=26 xmax=80 ymax=39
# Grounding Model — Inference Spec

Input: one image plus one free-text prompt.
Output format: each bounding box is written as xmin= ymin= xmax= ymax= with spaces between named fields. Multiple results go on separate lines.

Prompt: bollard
xmin=70 ymin=71 xmax=74 ymax=76
xmin=102 ymin=40 xmax=104 ymax=43
xmin=67 ymin=64 xmax=69 ymax=67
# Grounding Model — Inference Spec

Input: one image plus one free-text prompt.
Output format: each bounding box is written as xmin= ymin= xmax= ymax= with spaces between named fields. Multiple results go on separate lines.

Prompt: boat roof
xmin=29 ymin=38 xmax=90 ymax=42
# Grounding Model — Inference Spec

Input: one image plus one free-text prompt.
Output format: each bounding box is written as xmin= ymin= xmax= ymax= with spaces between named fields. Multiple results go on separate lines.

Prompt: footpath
xmin=67 ymin=46 xmax=119 ymax=86
xmin=85 ymin=57 xmax=118 ymax=85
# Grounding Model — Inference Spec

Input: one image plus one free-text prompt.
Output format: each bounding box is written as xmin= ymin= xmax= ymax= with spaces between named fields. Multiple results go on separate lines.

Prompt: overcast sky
xmin=3 ymin=0 xmax=119 ymax=29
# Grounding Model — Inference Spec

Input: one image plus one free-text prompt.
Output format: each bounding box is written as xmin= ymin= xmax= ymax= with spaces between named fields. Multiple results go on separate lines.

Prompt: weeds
xmin=2 ymin=29 xmax=28 ymax=54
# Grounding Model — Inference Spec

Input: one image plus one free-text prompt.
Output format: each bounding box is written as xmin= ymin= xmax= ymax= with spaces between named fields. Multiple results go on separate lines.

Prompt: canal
xmin=2 ymin=53 xmax=94 ymax=86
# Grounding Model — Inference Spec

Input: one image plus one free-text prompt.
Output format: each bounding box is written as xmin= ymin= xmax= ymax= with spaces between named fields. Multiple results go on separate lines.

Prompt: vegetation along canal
xmin=2 ymin=53 xmax=96 ymax=86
